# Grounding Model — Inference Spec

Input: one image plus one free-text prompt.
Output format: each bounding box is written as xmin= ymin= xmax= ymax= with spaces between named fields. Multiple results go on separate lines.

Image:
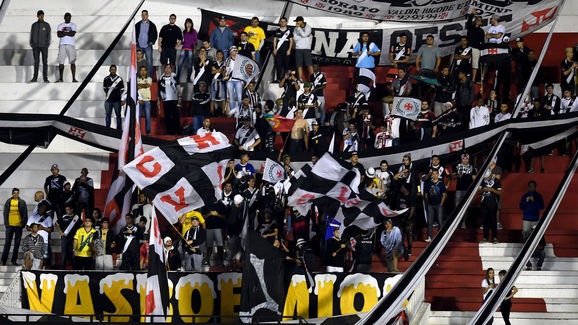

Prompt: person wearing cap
xmin=191 ymin=79 xmax=212 ymax=132
xmin=541 ymin=83 xmax=561 ymax=115
xmin=363 ymin=167 xmax=381 ymax=197
xmin=2 ymin=188 xmax=28 ymax=266
xmin=193 ymin=47 xmax=213 ymax=91
xmin=349 ymin=151 xmax=365 ymax=179
xmin=486 ymin=14 xmax=505 ymax=44
xmin=380 ymin=219 xmax=403 ymax=272
xmin=478 ymin=170 xmax=502 ymax=243
xmin=22 ymin=223 xmax=45 ymax=270
xmin=135 ymin=10 xmax=158 ymax=78
xmin=210 ymin=15 xmax=234 ymax=58
xmin=55 ymin=204 xmax=81 ymax=269
xmin=466 ymin=9 xmax=484 ymax=82
xmin=158 ymin=14 xmax=183 ymax=72
xmin=244 ymin=17 xmax=266 ymax=63
xmin=163 ymin=236 xmax=181 ymax=271
xmin=159 ymin=64 xmax=180 ymax=134
xmin=273 ymin=17 xmax=294 ymax=82
xmin=297 ymin=81 xmax=319 ymax=121
xmin=236 ymin=32 xmax=256 ymax=60
xmin=72 ymin=216 xmax=96 ymax=270
xmin=293 ymin=16 xmax=313 ymax=83
xmin=308 ymin=120 xmax=330 ymax=156
xmin=93 ymin=218 xmax=115 ymax=270
xmin=416 ymin=34 xmax=441 ymax=99
xmin=352 ymin=31 xmax=381 ymax=78
xmin=117 ymin=213 xmax=143 ymax=270
xmin=452 ymin=153 xmax=477 ymax=228
xmin=29 ymin=10 xmax=51 ymax=83
xmin=224 ymin=194 xmax=248 ymax=269
xmin=424 ymin=169 xmax=447 ymax=242
xmin=183 ymin=216 xmax=206 ymax=271
xmin=44 ymin=164 xmax=67 ymax=218
xmin=224 ymin=46 xmax=244 ymax=117
xmin=511 ymin=37 xmax=532 ymax=93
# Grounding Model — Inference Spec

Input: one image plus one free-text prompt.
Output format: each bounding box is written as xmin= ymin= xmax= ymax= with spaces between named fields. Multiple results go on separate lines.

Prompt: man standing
xmin=137 ymin=66 xmax=153 ymax=134
xmin=479 ymin=170 xmax=502 ymax=243
xmin=352 ymin=32 xmax=381 ymax=77
xmin=183 ymin=216 xmax=206 ymax=271
xmin=244 ymin=17 xmax=266 ymax=63
xmin=288 ymin=108 xmax=309 ymax=153
xmin=44 ymin=164 xmax=66 ymax=218
xmin=158 ymin=14 xmax=182 ymax=72
xmin=236 ymin=32 xmax=256 ymax=60
xmin=273 ymin=17 xmax=293 ymax=82
xmin=293 ymin=16 xmax=313 ymax=83
xmin=466 ymin=9 xmax=484 ymax=82
xmin=542 ymin=83 xmax=561 ymax=114
xmin=511 ymin=37 xmax=531 ymax=94
xmin=135 ymin=10 xmax=158 ymax=78
xmin=22 ymin=223 xmax=45 ymax=270
xmin=54 ymin=204 xmax=81 ymax=269
xmin=389 ymin=33 xmax=411 ymax=69
xmin=117 ymin=214 xmax=143 ymax=270
xmin=224 ymin=47 xmax=243 ymax=117
xmin=452 ymin=154 xmax=477 ymax=228
xmin=561 ymin=48 xmax=577 ymax=95
xmin=103 ymin=65 xmax=124 ymax=130
xmin=73 ymin=217 xmax=96 ymax=270
xmin=297 ymin=82 xmax=319 ymax=121
xmin=29 ymin=10 xmax=51 ymax=83
xmin=453 ymin=36 xmax=472 ymax=77
xmin=456 ymin=70 xmax=475 ymax=127
xmin=424 ymin=170 xmax=447 ymax=242
xmin=2 ymin=188 xmax=27 ymax=266
xmin=210 ymin=16 xmax=234 ymax=58
xmin=415 ymin=35 xmax=441 ymax=100
xmin=234 ymin=117 xmax=261 ymax=151
xmin=159 ymin=64 xmax=179 ymax=134
xmin=470 ymin=97 xmax=490 ymax=129
xmin=72 ymin=168 xmax=94 ymax=217
xmin=434 ymin=66 xmax=454 ymax=117
xmin=56 ymin=12 xmax=77 ymax=83
xmin=380 ymin=219 xmax=403 ymax=272
xmin=519 ymin=181 xmax=544 ymax=241
xmin=310 ymin=64 xmax=327 ymax=124
xmin=486 ymin=14 xmax=505 ymax=44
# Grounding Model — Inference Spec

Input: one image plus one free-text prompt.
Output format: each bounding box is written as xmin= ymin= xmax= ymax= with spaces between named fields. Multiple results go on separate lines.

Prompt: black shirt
xmin=351 ymin=162 xmax=365 ymax=178
xmin=103 ymin=74 xmax=125 ymax=102
xmin=389 ymin=42 xmax=411 ymax=61
xmin=211 ymin=60 xmax=225 ymax=80
xmin=511 ymin=46 xmax=530 ymax=69
xmin=310 ymin=72 xmax=327 ymax=97
xmin=298 ymin=92 xmax=318 ymax=119
xmin=309 ymin=126 xmax=331 ymax=155
xmin=561 ymin=59 xmax=575 ymax=89
xmin=466 ymin=14 xmax=484 ymax=49
xmin=437 ymin=109 xmax=463 ymax=135
xmin=454 ymin=46 xmax=472 ymax=71
xmin=326 ymin=237 xmax=345 ymax=268
xmin=193 ymin=57 xmax=213 ymax=85
xmin=274 ymin=28 xmax=293 ymax=52
xmin=480 ymin=177 xmax=502 ymax=207
xmin=44 ymin=174 xmax=67 ymax=200
xmin=355 ymin=234 xmax=374 ymax=265
xmin=56 ymin=214 xmax=80 ymax=239
xmin=192 ymin=91 xmax=211 ymax=116
xmin=435 ymin=74 xmax=454 ymax=103
xmin=455 ymin=163 xmax=477 ymax=191
xmin=159 ymin=24 xmax=183 ymax=48
xmin=236 ymin=41 xmax=255 ymax=58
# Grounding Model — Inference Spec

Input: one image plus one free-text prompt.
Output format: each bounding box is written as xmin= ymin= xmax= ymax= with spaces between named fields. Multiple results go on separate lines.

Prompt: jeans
xmin=105 ymin=101 xmax=122 ymax=130
xmin=211 ymin=80 xmax=226 ymax=101
xmin=32 ymin=47 xmax=49 ymax=80
xmin=141 ymin=100 xmax=151 ymax=133
xmin=137 ymin=45 xmax=154 ymax=78
xmin=427 ymin=203 xmax=444 ymax=238
xmin=177 ymin=49 xmax=194 ymax=82
xmin=163 ymin=100 xmax=179 ymax=135
xmin=522 ymin=219 xmax=538 ymax=241
xmin=1 ymin=226 xmax=22 ymax=264
xmin=227 ymin=80 xmax=243 ymax=117
xmin=193 ymin=115 xmax=204 ymax=133
xmin=255 ymin=50 xmax=260 ymax=63
xmin=60 ymin=237 xmax=74 ymax=269
xmin=481 ymin=203 xmax=498 ymax=240
xmin=184 ymin=251 xmax=204 ymax=271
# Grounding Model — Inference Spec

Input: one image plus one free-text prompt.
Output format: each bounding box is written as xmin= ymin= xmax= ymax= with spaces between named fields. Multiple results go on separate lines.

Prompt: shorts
xmin=25 ymin=251 xmax=42 ymax=270
xmin=206 ymin=228 xmax=224 ymax=247
xmin=471 ymin=48 xmax=480 ymax=69
xmin=58 ymin=44 xmax=76 ymax=64
xmin=295 ymin=49 xmax=313 ymax=67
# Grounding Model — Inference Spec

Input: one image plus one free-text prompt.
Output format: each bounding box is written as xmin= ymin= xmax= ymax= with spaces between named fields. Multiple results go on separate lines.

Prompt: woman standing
xmin=482 ymin=267 xmax=496 ymax=324
xmin=177 ymin=18 xmax=197 ymax=83
xmin=499 ymin=270 xmax=518 ymax=325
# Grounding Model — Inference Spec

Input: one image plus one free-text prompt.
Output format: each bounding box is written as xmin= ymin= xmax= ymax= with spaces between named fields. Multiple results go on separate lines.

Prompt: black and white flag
xmin=145 ymin=207 xmax=170 ymax=321
xmin=122 ymin=132 xmax=233 ymax=224
xmin=239 ymin=230 xmax=286 ymax=323
xmin=357 ymin=68 xmax=376 ymax=100
xmin=335 ymin=200 xmax=407 ymax=238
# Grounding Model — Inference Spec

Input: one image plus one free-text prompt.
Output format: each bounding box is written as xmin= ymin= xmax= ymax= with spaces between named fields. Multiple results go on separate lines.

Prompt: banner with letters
xmin=201 ymin=0 xmax=561 ymax=66
xmin=20 ymin=270 xmax=404 ymax=321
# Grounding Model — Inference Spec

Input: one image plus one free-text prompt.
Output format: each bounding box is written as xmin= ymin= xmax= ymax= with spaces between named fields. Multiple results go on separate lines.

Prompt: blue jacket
xmin=519 ymin=192 xmax=544 ymax=221
xmin=210 ymin=26 xmax=234 ymax=52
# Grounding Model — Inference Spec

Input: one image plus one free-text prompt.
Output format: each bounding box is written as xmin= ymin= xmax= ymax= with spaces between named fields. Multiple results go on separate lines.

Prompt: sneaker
xmin=528 ymin=168 xmax=535 ymax=174
xmin=479 ymin=225 xmax=484 ymax=230
xmin=480 ymin=238 xmax=488 ymax=243
xmin=537 ymin=266 xmax=542 ymax=271
xmin=408 ymin=247 xmax=412 ymax=256
xmin=28 ymin=78 xmax=38 ymax=83
xmin=55 ymin=79 xmax=63 ymax=83
xmin=497 ymin=222 xmax=504 ymax=230
xmin=72 ymin=79 xmax=78 ymax=83
xmin=425 ymin=237 xmax=431 ymax=243
xmin=43 ymin=79 xmax=50 ymax=83
xmin=492 ymin=238 xmax=499 ymax=244
xmin=526 ymin=266 xmax=532 ymax=270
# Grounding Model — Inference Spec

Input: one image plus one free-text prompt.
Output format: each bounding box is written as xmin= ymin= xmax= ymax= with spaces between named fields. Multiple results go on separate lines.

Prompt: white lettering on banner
xmin=153 ymin=177 xmax=203 ymax=224
xmin=123 ymin=149 xmax=175 ymax=189
xmin=312 ymin=31 xmax=339 ymax=57
xmin=338 ymin=32 xmax=363 ymax=58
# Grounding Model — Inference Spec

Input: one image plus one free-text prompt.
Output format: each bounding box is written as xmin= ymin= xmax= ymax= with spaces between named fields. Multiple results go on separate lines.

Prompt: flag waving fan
xmin=144 ymin=207 xmax=170 ymax=321
xmin=122 ymin=132 xmax=233 ymax=224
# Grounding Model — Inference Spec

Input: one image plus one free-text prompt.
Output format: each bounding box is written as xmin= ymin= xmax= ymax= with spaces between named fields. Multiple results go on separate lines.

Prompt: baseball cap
xmin=282 ymin=154 xmax=291 ymax=161
xmin=491 ymin=14 xmax=500 ymax=21
xmin=191 ymin=216 xmax=199 ymax=221
xmin=311 ymin=120 xmax=318 ymax=126
xmin=51 ymin=164 xmax=59 ymax=170
xmin=461 ymin=153 xmax=470 ymax=159
xmin=303 ymin=81 xmax=311 ymax=87
xmin=296 ymin=238 xmax=307 ymax=246
xmin=220 ymin=15 xmax=226 ymax=20
xmin=294 ymin=16 xmax=304 ymax=22
xmin=351 ymin=151 xmax=358 ymax=157
xmin=234 ymin=194 xmax=244 ymax=205
xmin=516 ymin=37 xmax=523 ymax=42
xmin=229 ymin=46 xmax=238 ymax=52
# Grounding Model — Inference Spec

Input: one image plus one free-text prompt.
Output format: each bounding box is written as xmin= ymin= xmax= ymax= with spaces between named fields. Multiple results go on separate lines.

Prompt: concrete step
xmin=478 ymin=242 xmax=556 ymax=258
xmin=0 ymin=135 xmax=109 ymax=153
xmin=545 ymin=299 xmax=578 ymax=313
xmin=0 ymin=49 xmax=133 ymax=66
xmin=0 ymin=153 xmax=109 ymax=171
xmin=0 ymin=32 xmax=132 ymax=51
xmin=0 ymin=81 xmax=103 ymax=101
xmin=481 ymin=257 xmax=578 ymax=271
xmin=428 ymin=311 xmax=578 ymax=325
xmin=0 ymin=169 xmax=102 ymax=188
xmin=0 ymin=65 xmax=130 ymax=83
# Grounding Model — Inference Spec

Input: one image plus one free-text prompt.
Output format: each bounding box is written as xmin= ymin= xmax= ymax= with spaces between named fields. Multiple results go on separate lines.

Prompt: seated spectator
xmin=191 ymin=81 xmax=211 ymax=132
xmin=210 ymin=50 xmax=227 ymax=116
xmin=73 ymin=216 xmax=96 ymax=270
xmin=164 ymin=236 xmax=181 ymax=271
xmin=22 ymin=223 xmax=45 ymax=270
xmin=542 ymin=83 xmax=561 ymax=114
xmin=234 ymin=117 xmax=261 ymax=151
xmin=470 ymin=97 xmax=490 ymax=129
xmin=434 ymin=66 xmax=454 ymax=117
xmin=93 ymin=218 xmax=115 ymax=270
xmin=412 ymin=101 xmax=437 ymax=140
xmin=526 ymin=236 xmax=546 ymax=270
xmin=424 ymin=170 xmax=447 ymax=242
xmin=530 ymin=99 xmax=549 ymax=117
xmin=2 ymin=188 xmax=27 ymax=266
xmin=288 ymin=108 xmax=309 ymax=153
xmin=326 ymin=228 xmax=346 ymax=272
xmin=519 ymin=180 xmax=544 ymax=240
xmin=183 ymin=216 xmax=206 ymax=271
xmin=380 ymin=219 xmax=403 ymax=272
xmin=197 ymin=117 xmax=216 ymax=137
xmin=494 ymin=103 xmax=511 ymax=123
xmin=343 ymin=121 xmax=360 ymax=153
xmin=515 ymin=93 xmax=534 ymax=118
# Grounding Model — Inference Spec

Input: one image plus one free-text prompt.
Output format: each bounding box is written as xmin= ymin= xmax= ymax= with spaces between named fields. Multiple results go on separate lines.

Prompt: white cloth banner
xmin=262 ymin=158 xmax=286 ymax=184
xmin=231 ymin=54 xmax=260 ymax=85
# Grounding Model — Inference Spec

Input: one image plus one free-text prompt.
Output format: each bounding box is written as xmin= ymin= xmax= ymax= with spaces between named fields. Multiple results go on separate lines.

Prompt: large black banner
xmin=20 ymin=270 xmax=402 ymax=321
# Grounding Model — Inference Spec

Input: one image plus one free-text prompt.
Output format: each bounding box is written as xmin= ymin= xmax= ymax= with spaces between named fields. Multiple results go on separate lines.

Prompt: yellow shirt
xmin=74 ymin=227 xmax=97 ymax=257
xmin=138 ymin=76 xmax=152 ymax=101
xmin=244 ymin=26 xmax=265 ymax=52
xmin=8 ymin=199 xmax=21 ymax=226
xmin=181 ymin=210 xmax=205 ymax=236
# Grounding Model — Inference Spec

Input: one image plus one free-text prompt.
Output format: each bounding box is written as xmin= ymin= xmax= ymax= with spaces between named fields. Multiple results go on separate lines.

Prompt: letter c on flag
xmin=136 ymin=155 xmax=161 ymax=178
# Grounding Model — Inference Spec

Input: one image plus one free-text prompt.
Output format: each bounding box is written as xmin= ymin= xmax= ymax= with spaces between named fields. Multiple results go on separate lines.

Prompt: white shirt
xmin=57 ymin=22 xmax=77 ymax=46
xmin=470 ymin=105 xmax=490 ymax=129
xmin=294 ymin=24 xmax=312 ymax=50
xmin=487 ymin=24 xmax=505 ymax=44
xmin=196 ymin=127 xmax=215 ymax=137
xmin=27 ymin=214 xmax=53 ymax=244
xmin=160 ymin=72 xmax=178 ymax=101
xmin=482 ymin=278 xmax=495 ymax=300
xmin=494 ymin=112 xmax=511 ymax=123
xmin=235 ymin=127 xmax=260 ymax=151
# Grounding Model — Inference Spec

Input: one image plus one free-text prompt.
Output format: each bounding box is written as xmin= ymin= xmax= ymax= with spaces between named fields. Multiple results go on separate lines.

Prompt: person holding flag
xmin=351 ymin=32 xmax=381 ymax=80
